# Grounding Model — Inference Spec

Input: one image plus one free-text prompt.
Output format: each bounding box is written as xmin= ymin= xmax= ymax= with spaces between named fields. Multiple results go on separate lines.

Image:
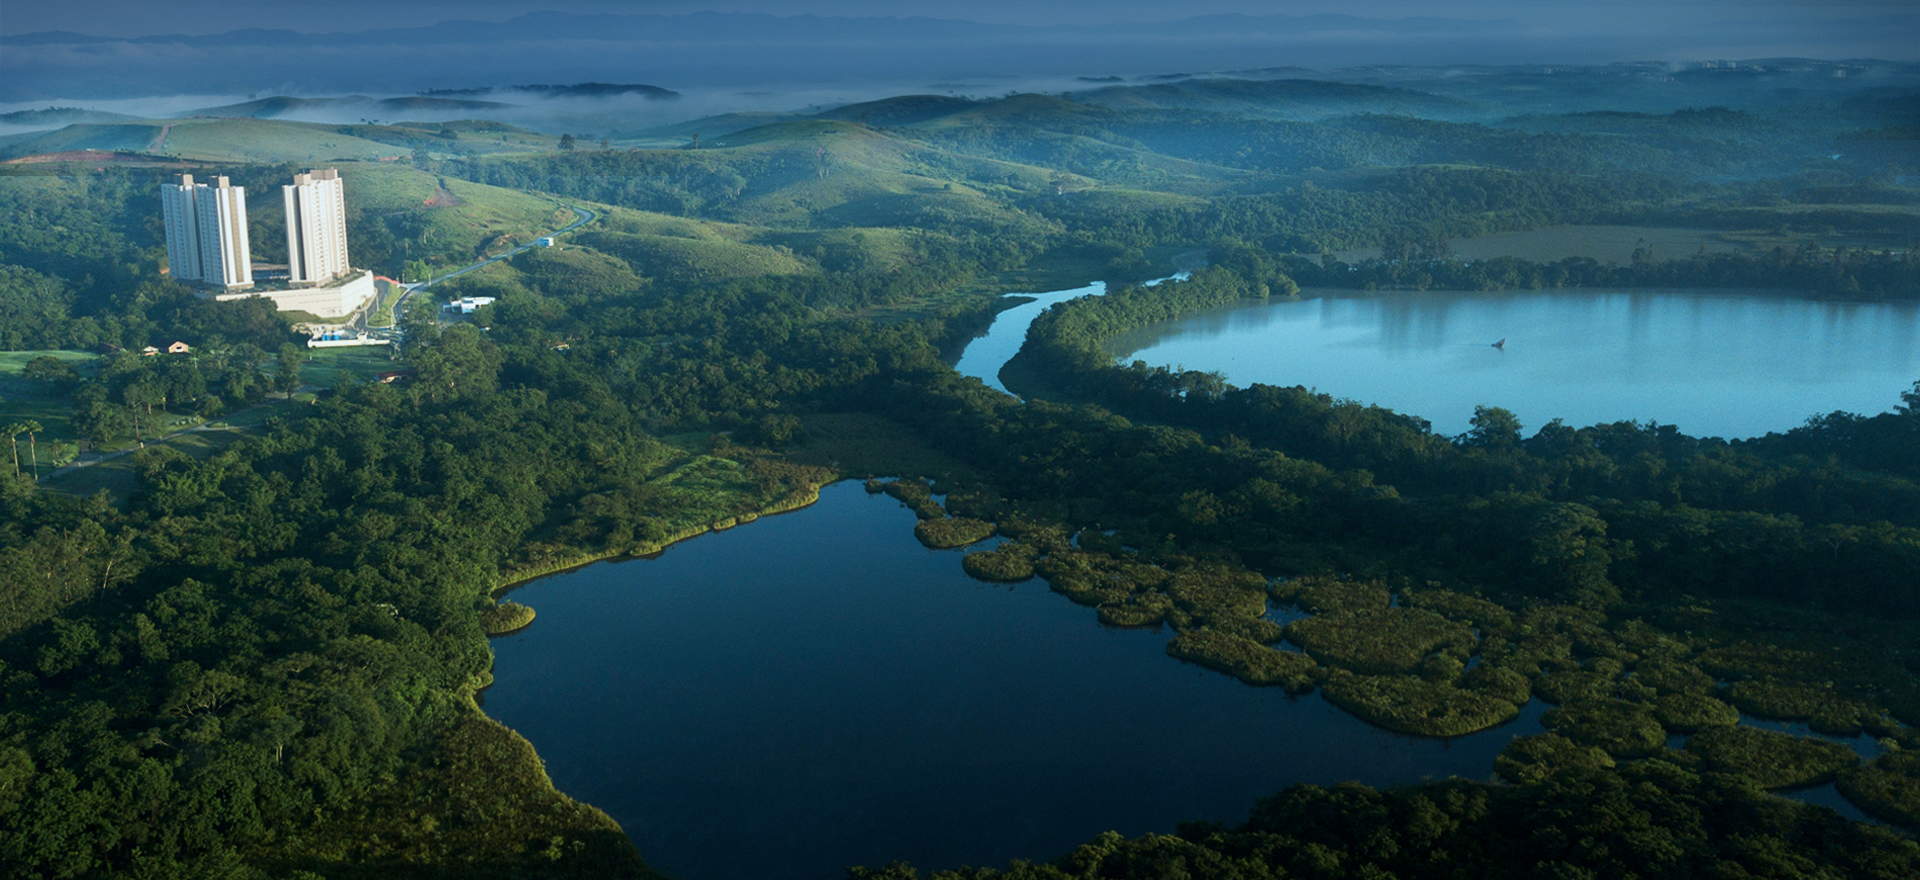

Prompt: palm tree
xmin=3 ymin=422 xmax=19 ymax=477
xmin=18 ymin=420 xmax=42 ymax=481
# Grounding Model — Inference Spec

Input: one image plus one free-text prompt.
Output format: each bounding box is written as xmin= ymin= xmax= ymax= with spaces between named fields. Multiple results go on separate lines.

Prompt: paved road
xmin=382 ymin=205 xmax=598 ymax=336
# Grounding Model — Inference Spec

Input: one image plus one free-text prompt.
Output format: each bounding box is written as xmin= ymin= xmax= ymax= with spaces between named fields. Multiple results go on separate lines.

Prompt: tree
xmin=409 ymin=324 xmax=503 ymax=402
xmin=21 ymin=356 xmax=79 ymax=389
xmin=398 ymin=296 xmax=442 ymax=347
xmin=559 ymin=134 xmax=577 ymax=151
xmin=1464 ymin=405 xmax=1523 ymax=450
xmin=73 ymin=400 xmax=128 ymax=450
xmin=276 ymin=343 xmax=305 ymax=393
xmin=3 ymin=422 xmax=20 ymax=477
xmin=17 ymin=419 xmax=42 ymax=481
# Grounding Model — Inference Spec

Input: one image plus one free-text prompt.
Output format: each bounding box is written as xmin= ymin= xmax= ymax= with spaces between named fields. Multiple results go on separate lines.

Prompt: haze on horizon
xmin=3 ymin=0 xmax=1914 ymax=128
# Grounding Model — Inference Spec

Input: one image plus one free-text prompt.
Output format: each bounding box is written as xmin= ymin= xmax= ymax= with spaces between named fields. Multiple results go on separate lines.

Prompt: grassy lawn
xmin=300 ymin=346 xmax=403 ymax=387
xmin=0 ymin=349 xmax=95 ymax=376
xmin=160 ymin=118 xmax=403 ymax=164
xmin=368 ymin=279 xmax=403 ymax=328
xmin=213 ymin=400 xmax=302 ymax=429
xmin=0 ymin=396 xmax=79 ymax=472
xmin=40 ymin=428 xmax=248 ymax=504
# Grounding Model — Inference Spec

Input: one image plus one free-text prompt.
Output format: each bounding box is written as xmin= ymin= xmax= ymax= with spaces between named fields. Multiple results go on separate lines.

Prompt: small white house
xmin=454 ymin=296 xmax=497 ymax=314
xmin=535 ymin=237 xmax=555 ymax=247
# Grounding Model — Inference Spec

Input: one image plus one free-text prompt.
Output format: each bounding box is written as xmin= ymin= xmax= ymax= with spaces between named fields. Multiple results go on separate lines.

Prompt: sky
xmin=5 ymin=0 xmax=1915 ymax=39
xmin=3 ymin=0 xmax=1912 ymax=110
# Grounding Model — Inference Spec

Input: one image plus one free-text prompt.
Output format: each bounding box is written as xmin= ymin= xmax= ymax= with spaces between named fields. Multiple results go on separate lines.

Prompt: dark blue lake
xmin=484 ymin=482 xmax=1548 ymax=880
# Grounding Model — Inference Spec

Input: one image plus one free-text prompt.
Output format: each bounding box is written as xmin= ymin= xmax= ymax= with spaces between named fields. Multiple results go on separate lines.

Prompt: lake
xmin=1106 ymin=288 xmax=1920 ymax=438
xmin=485 ymin=482 xmax=1548 ymax=880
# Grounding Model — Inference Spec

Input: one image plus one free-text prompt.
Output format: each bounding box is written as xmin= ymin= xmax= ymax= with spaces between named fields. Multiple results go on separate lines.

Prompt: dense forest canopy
xmin=1 ymin=61 xmax=1918 ymax=879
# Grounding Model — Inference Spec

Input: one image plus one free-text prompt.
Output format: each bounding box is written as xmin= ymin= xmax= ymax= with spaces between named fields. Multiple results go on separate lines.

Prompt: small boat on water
xmin=1491 ymin=338 xmax=1506 ymax=349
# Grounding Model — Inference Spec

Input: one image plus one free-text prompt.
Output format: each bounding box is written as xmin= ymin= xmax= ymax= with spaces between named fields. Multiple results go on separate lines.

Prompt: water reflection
xmin=1107 ymin=289 xmax=1920 ymax=438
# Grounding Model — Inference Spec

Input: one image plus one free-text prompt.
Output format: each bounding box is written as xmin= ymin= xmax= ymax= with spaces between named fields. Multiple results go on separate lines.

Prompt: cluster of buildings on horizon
xmin=161 ymin=169 xmax=374 ymax=320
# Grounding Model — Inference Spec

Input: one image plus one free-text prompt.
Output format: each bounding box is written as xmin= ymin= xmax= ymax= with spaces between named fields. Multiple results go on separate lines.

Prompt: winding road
xmin=386 ymin=205 xmax=597 ymax=330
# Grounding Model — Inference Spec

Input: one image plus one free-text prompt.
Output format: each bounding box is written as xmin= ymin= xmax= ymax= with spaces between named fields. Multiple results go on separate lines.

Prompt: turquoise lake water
xmin=1105 ymin=288 xmax=1920 ymax=438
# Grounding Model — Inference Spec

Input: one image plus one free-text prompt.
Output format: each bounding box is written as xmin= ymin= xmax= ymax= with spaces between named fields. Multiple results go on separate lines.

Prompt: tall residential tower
xmin=284 ymin=169 xmax=350 ymax=284
xmin=160 ymin=174 xmax=253 ymax=288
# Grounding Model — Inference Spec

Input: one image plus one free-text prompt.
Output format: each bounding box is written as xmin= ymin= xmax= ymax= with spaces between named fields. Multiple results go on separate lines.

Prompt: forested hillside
xmin=2 ymin=70 xmax=1918 ymax=878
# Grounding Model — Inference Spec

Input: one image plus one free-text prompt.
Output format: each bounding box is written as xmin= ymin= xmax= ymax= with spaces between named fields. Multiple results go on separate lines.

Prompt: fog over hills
xmin=4 ymin=9 xmax=1915 ymax=105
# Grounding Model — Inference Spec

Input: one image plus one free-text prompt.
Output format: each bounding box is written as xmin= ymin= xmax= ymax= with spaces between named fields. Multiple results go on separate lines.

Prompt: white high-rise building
xmin=160 ymin=174 xmax=252 ymax=288
xmin=284 ymin=169 xmax=350 ymax=284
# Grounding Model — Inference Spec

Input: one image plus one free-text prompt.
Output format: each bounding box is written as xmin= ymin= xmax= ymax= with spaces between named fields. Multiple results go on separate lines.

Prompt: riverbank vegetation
xmin=3 ymin=62 xmax=1919 ymax=877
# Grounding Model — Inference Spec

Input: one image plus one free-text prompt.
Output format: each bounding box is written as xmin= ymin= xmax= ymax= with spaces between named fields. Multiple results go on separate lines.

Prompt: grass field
xmin=300 ymin=346 xmax=404 ymax=387
xmin=0 ymin=122 xmax=166 ymax=160
xmin=341 ymin=163 xmax=574 ymax=271
xmin=368 ymin=280 xmax=403 ymax=328
xmin=40 ymin=427 xmax=249 ymax=503
xmin=0 ymin=395 xmax=79 ymax=473
xmin=0 ymin=349 xmax=94 ymax=376
xmin=158 ymin=118 xmax=405 ymax=164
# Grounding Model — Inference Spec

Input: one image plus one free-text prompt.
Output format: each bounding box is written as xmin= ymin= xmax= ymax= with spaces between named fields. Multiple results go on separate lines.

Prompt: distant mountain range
xmin=0 ymin=107 xmax=138 ymax=126
xmin=4 ymin=10 xmax=1915 ymax=104
xmin=0 ymin=12 xmax=1527 ymax=49
xmin=185 ymin=95 xmax=515 ymax=119
xmin=422 ymin=84 xmax=680 ymax=101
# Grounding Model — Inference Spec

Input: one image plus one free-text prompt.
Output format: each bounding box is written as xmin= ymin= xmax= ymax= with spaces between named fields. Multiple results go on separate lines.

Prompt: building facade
xmin=161 ymin=174 xmax=253 ymax=288
xmin=284 ymin=169 xmax=350 ymax=284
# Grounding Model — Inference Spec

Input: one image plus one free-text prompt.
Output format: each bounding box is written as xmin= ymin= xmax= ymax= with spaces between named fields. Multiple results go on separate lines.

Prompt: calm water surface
xmin=1107 ymin=288 xmax=1920 ymax=438
xmin=951 ymin=274 xmax=1186 ymax=393
xmin=952 ymin=282 xmax=1106 ymax=394
xmin=486 ymin=483 xmax=1548 ymax=880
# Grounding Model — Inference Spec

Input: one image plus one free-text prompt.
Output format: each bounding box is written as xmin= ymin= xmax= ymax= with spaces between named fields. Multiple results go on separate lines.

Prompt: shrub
xmin=1686 ymin=726 xmax=1859 ymax=789
xmin=1320 ymin=671 xmax=1520 ymax=736
xmin=1838 ymin=750 xmax=1920 ymax=829
xmin=961 ymin=544 xmax=1037 ymax=582
xmin=1211 ymin=617 xmax=1285 ymax=644
xmin=1533 ymin=670 xmax=1651 ymax=705
xmin=1725 ymin=680 xmax=1874 ymax=737
xmin=482 ymin=601 xmax=536 ymax=635
xmin=1461 ymin=664 xmax=1531 ymax=705
xmin=1653 ymin=693 xmax=1740 ymax=733
xmin=1167 ymin=565 xmax=1270 ymax=622
xmin=1039 ymin=550 xmax=1169 ymax=606
xmin=1495 ymin=733 xmax=1616 ymax=784
xmin=1286 ymin=575 xmax=1390 ymax=615
xmin=1098 ymin=593 xmax=1173 ymax=627
xmin=913 ymin=517 xmax=996 ymax=549
xmin=1403 ymin=587 xmax=1514 ymax=631
xmin=1633 ymin=659 xmax=1716 ymax=695
xmin=1167 ymin=631 xmax=1317 ymax=691
xmin=1543 ymin=700 xmax=1667 ymax=758
xmin=1287 ymin=608 xmax=1476 ymax=675
xmin=881 ymin=479 xmax=944 ymax=519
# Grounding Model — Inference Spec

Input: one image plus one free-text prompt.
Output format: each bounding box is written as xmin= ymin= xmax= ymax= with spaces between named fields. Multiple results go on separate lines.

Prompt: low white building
xmin=453 ymin=296 xmax=497 ymax=314
xmin=216 ymin=270 xmax=377 ymax=319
